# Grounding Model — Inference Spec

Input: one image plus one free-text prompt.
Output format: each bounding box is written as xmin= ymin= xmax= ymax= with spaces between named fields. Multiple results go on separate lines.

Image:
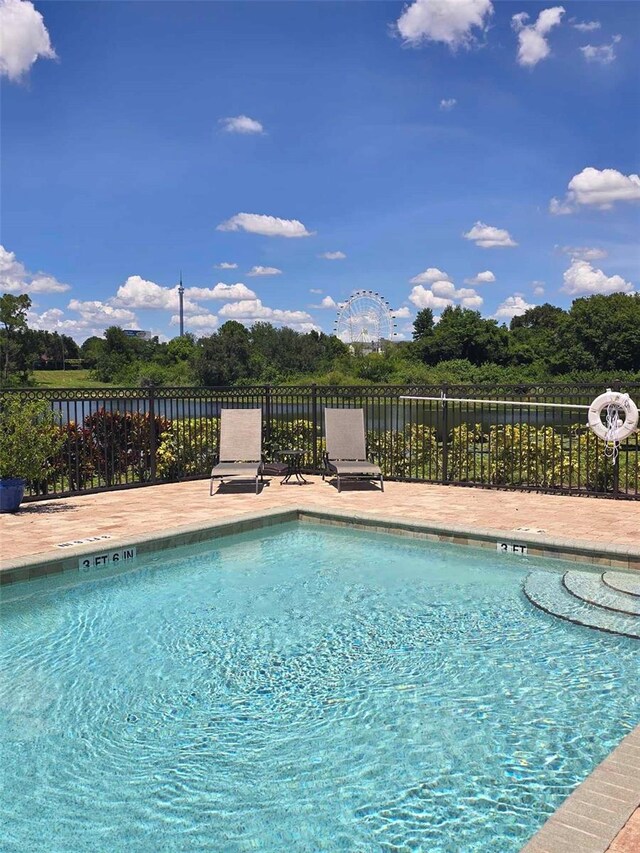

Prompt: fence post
xmin=441 ymin=384 xmax=449 ymax=484
xmin=312 ymin=383 xmax=319 ymax=470
xmin=264 ymin=384 xmax=272 ymax=457
xmin=149 ymin=387 xmax=157 ymax=484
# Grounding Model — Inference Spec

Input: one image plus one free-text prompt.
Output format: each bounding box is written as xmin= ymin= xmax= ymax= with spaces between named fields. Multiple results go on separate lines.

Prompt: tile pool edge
xmin=0 ymin=507 xmax=298 ymax=584
xmin=520 ymin=725 xmax=640 ymax=853
xmin=2 ymin=504 xmax=639 ymax=585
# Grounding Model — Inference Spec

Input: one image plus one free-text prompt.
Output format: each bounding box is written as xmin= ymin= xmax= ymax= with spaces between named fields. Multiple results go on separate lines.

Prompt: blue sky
xmin=1 ymin=0 xmax=639 ymax=342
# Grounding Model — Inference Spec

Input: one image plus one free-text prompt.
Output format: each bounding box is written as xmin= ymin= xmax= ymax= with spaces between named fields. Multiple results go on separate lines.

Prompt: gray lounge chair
xmin=210 ymin=408 xmax=264 ymax=495
xmin=322 ymin=408 xmax=384 ymax=492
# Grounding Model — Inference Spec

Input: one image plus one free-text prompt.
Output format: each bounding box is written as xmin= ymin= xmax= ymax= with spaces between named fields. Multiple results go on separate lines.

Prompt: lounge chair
xmin=322 ymin=408 xmax=384 ymax=492
xmin=210 ymin=408 xmax=264 ymax=495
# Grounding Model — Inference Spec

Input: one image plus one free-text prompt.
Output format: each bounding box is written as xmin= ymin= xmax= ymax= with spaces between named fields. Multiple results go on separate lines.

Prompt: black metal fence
xmin=3 ymin=383 xmax=639 ymax=500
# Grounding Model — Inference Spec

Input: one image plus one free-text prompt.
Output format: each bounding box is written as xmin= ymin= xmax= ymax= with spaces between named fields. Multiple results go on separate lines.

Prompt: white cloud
xmin=218 ymin=298 xmax=313 ymax=326
xmin=114 ymin=276 xmax=256 ymax=311
xmin=559 ymin=245 xmax=608 ymax=261
xmin=185 ymin=283 xmax=257 ymax=301
xmin=247 ymin=265 xmax=282 ymax=277
xmin=439 ymin=98 xmax=457 ymax=111
xmin=219 ymin=115 xmax=264 ymax=135
xmin=580 ymin=36 xmax=621 ymax=66
xmin=67 ymin=298 xmax=137 ymax=326
xmin=392 ymin=306 xmax=411 ymax=318
xmin=533 ymin=285 xmax=545 ymax=296
xmin=0 ymin=245 xmax=70 ymax=293
xmin=171 ymin=312 xmax=219 ymax=334
xmin=309 ymin=288 xmax=323 ymax=294
xmin=562 ymin=259 xmax=633 ymax=296
xmin=463 ymin=222 xmax=517 ymax=248
xmin=571 ymin=20 xmax=600 ymax=33
xmin=409 ymin=266 xmax=451 ymax=285
xmin=217 ymin=212 xmax=314 ymax=238
xmin=214 ymin=261 xmax=238 ymax=270
xmin=550 ymin=168 xmax=640 ymax=214
xmin=409 ymin=281 xmax=482 ymax=311
xmin=396 ymin=0 xmax=493 ymax=50
xmin=318 ymin=251 xmax=346 ymax=260
xmin=464 ymin=270 xmax=495 ymax=284
xmin=512 ymin=6 xmax=565 ymax=68
xmin=311 ymin=295 xmax=338 ymax=309
xmin=114 ymin=276 xmax=198 ymax=312
xmin=409 ymin=286 xmax=454 ymax=311
xmin=494 ymin=294 xmax=535 ymax=319
xmin=0 ymin=0 xmax=56 ymax=81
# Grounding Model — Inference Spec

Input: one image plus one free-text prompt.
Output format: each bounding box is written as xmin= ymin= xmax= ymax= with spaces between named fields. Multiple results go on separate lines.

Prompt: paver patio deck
xmin=1 ymin=478 xmax=638 ymax=852
xmin=1 ymin=477 xmax=640 ymax=565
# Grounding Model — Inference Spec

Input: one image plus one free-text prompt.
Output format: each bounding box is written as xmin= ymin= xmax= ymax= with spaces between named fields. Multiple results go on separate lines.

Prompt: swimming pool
xmin=1 ymin=523 xmax=638 ymax=852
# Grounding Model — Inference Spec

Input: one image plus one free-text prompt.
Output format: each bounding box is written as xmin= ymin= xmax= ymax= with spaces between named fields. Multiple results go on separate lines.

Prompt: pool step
xmin=563 ymin=570 xmax=640 ymax=616
xmin=524 ymin=572 xmax=640 ymax=639
xmin=603 ymin=571 xmax=640 ymax=598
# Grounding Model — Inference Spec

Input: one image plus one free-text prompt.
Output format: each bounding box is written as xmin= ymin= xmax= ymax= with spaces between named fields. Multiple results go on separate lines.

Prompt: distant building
xmin=123 ymin=329 xmax=151 ymax=339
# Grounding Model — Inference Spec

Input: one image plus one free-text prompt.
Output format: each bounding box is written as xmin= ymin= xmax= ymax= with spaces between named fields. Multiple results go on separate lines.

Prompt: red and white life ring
xmin=587 ymin=390 xmax=639 ymax=443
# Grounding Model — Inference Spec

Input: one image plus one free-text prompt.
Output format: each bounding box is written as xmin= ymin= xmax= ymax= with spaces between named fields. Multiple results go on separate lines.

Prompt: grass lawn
xmin=32 ymin=369 xmax=113 ymax=389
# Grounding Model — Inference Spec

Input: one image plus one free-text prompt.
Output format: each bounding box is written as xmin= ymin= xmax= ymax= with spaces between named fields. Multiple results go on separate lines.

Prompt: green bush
xmin=0 ymin=396 xmax=63 ymax=484
xmin=157 ymin=417 xmax=219 ymax=480
xmin=367 ymin=424 xmax=441 ymax=479
xmin=486 ymin=423 xmax=572 ymax=488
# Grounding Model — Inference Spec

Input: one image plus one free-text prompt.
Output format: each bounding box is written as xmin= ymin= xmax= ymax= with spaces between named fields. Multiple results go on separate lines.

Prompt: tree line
xmin=1 ymin=291 xmax=639 ymax=388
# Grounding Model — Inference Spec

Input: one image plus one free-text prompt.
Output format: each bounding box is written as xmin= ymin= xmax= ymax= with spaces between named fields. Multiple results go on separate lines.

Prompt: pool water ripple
xmin=1 ymin=523 xmax=638 ymax=852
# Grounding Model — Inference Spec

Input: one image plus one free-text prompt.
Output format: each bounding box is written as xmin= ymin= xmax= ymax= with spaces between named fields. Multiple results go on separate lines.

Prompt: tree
xmin=195 ymin=321 xmax=252 ymax=386
xmin=0 ymin=293 xmax=32 ymax=384
xmin=421 ymin=306 xmax=508 ymax=366
xmin=568 ymin=293 xmax=640 ymax=372
xmin=412 ymin=308 xmax=434 ymax=341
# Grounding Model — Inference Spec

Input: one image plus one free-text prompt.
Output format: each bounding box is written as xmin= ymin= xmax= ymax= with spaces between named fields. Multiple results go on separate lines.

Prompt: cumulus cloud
xmin=464 ymin=270 xmax=495 ymax=284
xmin=494 ymin=294 xmax=535 ymax=320
xmin=318 ymin=251 xmax=346 ymax=260
xmin=512 ymin=6 xmax=565 ymax=68
xmin=533 ymin=284 xmax=545 ymax=296
xmin=170 ymin=313 xmax=219 ymax=334
xmin=562 ymin=259 xmax=633 ymax=296
xmin=218 ymin=298 xmax=313 ymax=326
xmin=571 ymin=20 xmax=600 ymax=33
xmin=214 ymin=261 xmax=238 ymax=270
xmin=550 ymin=167 xmax=640 ymax=213
xmin=392 ymin=306 xmax=412 ymax=318
xmin=114 ymin=276 xmax=255 ymax=311
xmin=580 ymin=36 xmax=621 ymax=66
xmin=310 ymin=295 xmax=339 ymax=309
xmin=247 ymin=265 xmax=282 ymax=277
xmin=0 ymin=245 xmax=70 ymax=293
xmin=186 ymin=283 xmax=257 ymax=301
xmin=219 ymin=115 xmax=264 ymax=134
xmin=396 ymin=0 xmax=493 ymax=50
xmin=409 ymin=280 xmax=483 ymax=311
xmin=559 ymin=245 xmax=608 ymax=261
xmin=67 ymin=298 xmax=137 ymax=326
xmin=217 ymin=212 xmax=314 ymax=238
xmin=463 ymin=222 xmax=517 ymax=248
xmin=409 ymin=266 xmax=451 ymax=285
xmin=0 ymin=0 xmax=56 ymax=81
xmin=439 ymin=98 xmax=457 ymax=111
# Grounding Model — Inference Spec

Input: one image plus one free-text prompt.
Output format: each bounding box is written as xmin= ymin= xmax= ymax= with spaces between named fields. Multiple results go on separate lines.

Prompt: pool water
xmin=1 ymin=523 xmax=638 ymax=853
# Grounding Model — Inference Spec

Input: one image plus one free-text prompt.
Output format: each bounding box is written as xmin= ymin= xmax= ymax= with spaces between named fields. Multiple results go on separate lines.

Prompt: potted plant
xmin=0 ymin=396 xmax=63 ymax=512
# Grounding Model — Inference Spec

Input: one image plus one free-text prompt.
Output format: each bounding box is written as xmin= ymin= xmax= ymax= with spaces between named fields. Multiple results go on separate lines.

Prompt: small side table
xmin=276 ymin=450 xmax=308 ymax=485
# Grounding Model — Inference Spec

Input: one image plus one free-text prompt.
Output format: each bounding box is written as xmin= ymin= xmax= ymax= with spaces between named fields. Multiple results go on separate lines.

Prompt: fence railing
xmin=3 ymin=383 xmax=639 ymax=500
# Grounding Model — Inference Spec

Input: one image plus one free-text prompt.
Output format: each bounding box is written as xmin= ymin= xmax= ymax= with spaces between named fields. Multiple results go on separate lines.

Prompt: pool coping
xmin=1 ymin=503 xmax=638 ymax=853
xmin=2 ymin=503 xmax=639 ymax=584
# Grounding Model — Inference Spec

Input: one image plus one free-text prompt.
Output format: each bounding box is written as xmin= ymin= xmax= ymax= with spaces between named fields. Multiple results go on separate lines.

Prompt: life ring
xmin=587 ymin=390 xmax=639 ymax=443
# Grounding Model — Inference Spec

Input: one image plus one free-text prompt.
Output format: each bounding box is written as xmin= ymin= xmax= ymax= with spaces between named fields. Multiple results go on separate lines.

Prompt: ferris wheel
xmin=333 ymin=290 xmax=397 ymax=349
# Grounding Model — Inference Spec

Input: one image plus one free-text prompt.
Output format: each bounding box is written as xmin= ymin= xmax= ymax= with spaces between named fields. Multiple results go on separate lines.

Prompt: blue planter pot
xmin=0 ymin=478 xmax=26 ymax=513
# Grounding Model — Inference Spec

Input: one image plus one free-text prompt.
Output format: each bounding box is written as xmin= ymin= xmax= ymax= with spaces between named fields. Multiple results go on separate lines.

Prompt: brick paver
xmin=2 ymin=478 xmax=640 ymax=565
